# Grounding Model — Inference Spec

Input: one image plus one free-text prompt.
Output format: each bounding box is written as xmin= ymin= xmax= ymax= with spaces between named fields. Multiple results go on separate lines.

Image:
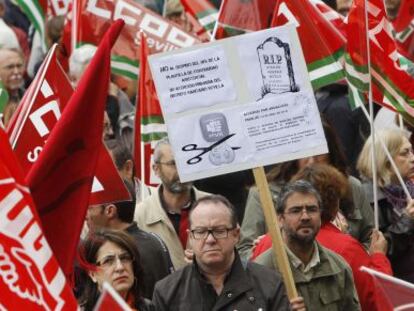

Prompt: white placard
xmin=149 ymin=25 xmax=328 ymax=182
xmin=150 ymin=45 xmax=236 ymax=114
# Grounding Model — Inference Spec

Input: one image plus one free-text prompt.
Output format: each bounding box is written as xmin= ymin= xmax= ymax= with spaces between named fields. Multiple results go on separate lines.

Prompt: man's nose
xmin=205 ymin=231 xmax=217 ymax=244
xmin=300 ymin=210 xmax=312 ymax=220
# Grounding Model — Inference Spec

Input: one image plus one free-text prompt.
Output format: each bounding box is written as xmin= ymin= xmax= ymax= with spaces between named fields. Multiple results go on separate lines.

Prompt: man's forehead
xmin=285 ymin=192 xmax=319 ymax=207
xmin=159 ymin=144 xmax=174 ymax=159
xmin=0 ymin=49 xmax=22 ymax=63
xmin=191 ymin=202 xmax=232 ymax=224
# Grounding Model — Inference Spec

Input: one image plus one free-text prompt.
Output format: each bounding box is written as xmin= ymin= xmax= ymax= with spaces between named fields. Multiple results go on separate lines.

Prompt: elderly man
xmin=0 ymin=47 xmax=24 ymax=125
xmin=255 ymin=180 xmax=361 ymax=311
xmin=0 ymin=48 xmax=24 ymax=100
xmin=153 ymin=195 xmax=291 ymax=310
xmin=134 ymin=137 xmax=210 ymax=269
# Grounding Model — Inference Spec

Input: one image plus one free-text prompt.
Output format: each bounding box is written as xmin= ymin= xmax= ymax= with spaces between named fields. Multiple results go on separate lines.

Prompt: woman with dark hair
xmin=252 ymin=164 xmax=392 ymax=311
xmin=78 ymin=229 xmax=154 ymax=311
xmin=237 ymin=117 xmax=374 ymax=260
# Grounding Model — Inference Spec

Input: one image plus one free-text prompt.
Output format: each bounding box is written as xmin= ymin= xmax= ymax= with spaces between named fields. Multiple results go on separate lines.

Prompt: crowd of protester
xmin=2 ymin=0 xmax=414 ymax=310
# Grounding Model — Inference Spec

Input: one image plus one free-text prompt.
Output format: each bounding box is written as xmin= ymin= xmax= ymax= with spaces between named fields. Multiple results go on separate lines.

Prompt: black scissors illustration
xmin=182 ymin=133 xmax=241 ymax=165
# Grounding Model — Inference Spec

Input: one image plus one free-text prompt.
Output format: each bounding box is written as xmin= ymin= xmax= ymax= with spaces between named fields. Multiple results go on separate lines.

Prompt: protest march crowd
xmin=1 ymin=0 xmax=414 ymax=310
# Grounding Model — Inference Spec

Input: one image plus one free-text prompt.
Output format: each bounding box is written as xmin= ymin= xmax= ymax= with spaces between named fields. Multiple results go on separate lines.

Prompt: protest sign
xmin=149 ymin=24 xmax=328 ymax=183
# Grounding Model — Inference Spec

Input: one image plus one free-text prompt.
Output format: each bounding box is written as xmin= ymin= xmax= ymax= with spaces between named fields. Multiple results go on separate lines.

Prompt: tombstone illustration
xmin=257 ymin=37 xmax=299 ymax=98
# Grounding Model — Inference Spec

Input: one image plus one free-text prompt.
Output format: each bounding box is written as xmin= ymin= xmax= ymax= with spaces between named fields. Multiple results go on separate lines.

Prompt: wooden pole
xmin=252 ymin=166 xmax=298 ymax=299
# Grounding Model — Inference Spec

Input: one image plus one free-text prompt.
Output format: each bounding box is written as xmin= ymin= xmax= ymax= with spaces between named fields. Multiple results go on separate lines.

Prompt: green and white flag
xmin=0 ymin=81 xmax=9 ymax=114
xmin=15 ymin=0 xmax=47 ymax=49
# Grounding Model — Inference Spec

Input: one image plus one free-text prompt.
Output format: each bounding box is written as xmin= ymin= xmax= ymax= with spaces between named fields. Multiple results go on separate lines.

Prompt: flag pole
xmin=364 ymin=0 xmax=380 ymax=230
xmin=71 ymin=0 xmax=78 ymax=53
xmin=211 ymin=0 xmax=225 ymax=41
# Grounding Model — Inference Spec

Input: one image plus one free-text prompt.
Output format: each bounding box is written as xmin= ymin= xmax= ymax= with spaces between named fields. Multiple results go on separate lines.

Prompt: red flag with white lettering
xmin=7 ymin=44 xmax=130 ymax=206
xmin=0 ymin=127 xmax=78 ymax=310
xmin=134 ymin=33 xmax=166 ymax=187
xmin=74 ymin=0 xmax=199 ymax=79
xmin=361 ymin=266 xmax=414 ymax=310
xmin=93 ymin=282 xmax=131 ymax=311
xmin=25 ymin=20 xmax=125 ymax=280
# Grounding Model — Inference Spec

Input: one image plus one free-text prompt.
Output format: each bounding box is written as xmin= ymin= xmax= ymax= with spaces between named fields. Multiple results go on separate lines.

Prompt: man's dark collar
xmin=192 ymin=250 xmax=239 ymax=283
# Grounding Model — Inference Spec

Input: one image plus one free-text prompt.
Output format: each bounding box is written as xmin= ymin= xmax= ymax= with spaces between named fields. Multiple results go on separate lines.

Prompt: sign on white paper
xmin=149 ymin=25 xmax=328 ymax=182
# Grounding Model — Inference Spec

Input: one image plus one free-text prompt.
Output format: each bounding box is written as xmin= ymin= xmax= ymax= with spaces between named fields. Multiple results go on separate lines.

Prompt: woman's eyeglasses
xmin=96 ymin=252 xmax=134 ymax=268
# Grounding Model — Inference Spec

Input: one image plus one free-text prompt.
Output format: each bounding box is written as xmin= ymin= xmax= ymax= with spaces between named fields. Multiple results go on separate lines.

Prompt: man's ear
xmin=105 ymin=204 xmax=117 ymax=219
xmin=277 ymin=214 xmax=284 ymax=228
xmin=153 ymin=162 xmax=160 ymax=177
xmin=234 ymin=226 xmax=241 ymax=243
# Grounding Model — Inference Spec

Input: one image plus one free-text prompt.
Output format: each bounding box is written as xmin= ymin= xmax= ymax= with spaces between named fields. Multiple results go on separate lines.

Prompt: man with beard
xmin=134 ymin=137 xmax=210 ymax=269
xmin=255 ymin=180 xmax=360 ymax=311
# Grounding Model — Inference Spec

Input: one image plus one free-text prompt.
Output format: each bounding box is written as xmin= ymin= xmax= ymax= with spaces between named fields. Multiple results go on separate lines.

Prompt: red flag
xmin=0 ymin=127 xmax=78 ymax=310
xmin=346 ymin=0 xmax=414 ymax=122
xmin=272 ymin=0 xmax=346 ymax=89
xmin=215 ymin=0 xmax=276 ymax=39
xmin=75 ymin=0 xmax=199 ymax=79
xmin=134 ymin=33 xmax=166 ymax=187
xmin=7 ymin=45 xmax=130 ymax=206
xmin=361 ymin=266 xmax=414 ymax=310
xmin=392 ymin=0 xmax=414 ymax=32
xmin=93 ymin=282 xmax=131 ymax=311
xmin=309 ymin=0 xmax=346 ymax=37
xmin=25 ymin=20 xmax=125 ymax=279
xmin=392 ymin=0 xmax=414 ymax=61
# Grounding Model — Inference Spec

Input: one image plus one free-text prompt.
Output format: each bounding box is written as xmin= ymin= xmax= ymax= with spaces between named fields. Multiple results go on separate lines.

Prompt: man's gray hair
xmin=276 ymin=180 xmax=322 ymax=215
xmin=153 ymin=136 xmax=170 ymax=163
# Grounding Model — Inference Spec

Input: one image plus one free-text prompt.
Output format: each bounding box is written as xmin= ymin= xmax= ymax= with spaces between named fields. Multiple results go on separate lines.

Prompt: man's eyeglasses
xmin=284 ymin=205 xmax=320 ymax=217
xmin=155 ymin=160 xmax=176 ymax=167
xmin=96 ymin=252 xmax=134 ymax=268
xmin=190 ymin=227 xmax=235 ymax=240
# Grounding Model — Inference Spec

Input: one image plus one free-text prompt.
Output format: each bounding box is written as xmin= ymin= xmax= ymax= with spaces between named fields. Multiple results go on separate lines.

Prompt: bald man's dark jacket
xmin=152 ymin=252 xmax=290 ymax=311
